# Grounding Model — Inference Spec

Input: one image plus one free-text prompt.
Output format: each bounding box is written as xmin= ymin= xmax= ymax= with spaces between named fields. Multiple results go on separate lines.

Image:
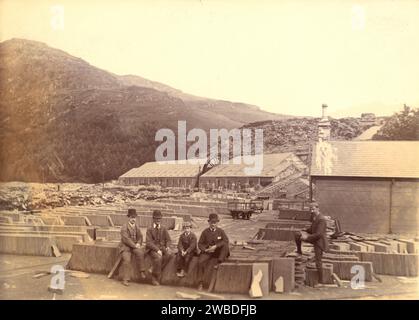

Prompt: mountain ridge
xmin=0 ymin=38 xmax=291 ymax=182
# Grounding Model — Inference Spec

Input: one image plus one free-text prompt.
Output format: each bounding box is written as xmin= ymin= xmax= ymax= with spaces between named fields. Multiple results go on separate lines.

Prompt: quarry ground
xmin=0 ymin=253 xmax=418 ymax=300
xmin=1 ymin=214 xmax=418 ymax=300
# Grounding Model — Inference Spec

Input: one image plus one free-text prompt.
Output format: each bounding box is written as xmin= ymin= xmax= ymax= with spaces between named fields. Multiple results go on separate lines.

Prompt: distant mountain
xmin=0 ymin=38 xmax=290 ymax=182
xmin=116 ymin=74 xmax=292 ymax=125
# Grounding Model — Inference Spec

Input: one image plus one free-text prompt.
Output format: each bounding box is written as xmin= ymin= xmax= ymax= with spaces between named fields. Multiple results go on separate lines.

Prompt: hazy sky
xmin=1 ymin=0 xmax=419 ymax=117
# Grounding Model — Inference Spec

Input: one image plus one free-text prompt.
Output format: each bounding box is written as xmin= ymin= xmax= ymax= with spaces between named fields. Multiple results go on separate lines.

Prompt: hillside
xmin=117 ymin=74 xmax=292 ymax=125
xmin=242 ymin=117 xmax=370 ymax=155
xmin=0 ymin=38 xmax=290 ymax=183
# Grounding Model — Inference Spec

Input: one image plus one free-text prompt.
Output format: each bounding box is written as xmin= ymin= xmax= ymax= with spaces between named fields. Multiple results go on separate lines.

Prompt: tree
xmin=373 ymin=105 xmax=419 ymax=140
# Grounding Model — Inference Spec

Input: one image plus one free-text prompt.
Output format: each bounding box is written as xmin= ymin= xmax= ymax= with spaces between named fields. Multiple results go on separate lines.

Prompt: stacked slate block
xmin=67 ymin=239 xmax=297 ymax=295
xmin=328 ymin=237 xmax=419 ymax=277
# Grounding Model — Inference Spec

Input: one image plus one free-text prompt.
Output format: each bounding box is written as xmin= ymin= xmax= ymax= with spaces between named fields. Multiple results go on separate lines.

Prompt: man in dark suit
xmin=294 ymin=202 xmax=329 ymax=283
xmin=196 ymin=213 xmax=229 ymax=290
xmin=119 ymin=208 xmax=146 ymax=286
xmin=175 ymin=221 xmax=197 ymax=277
xmin=145 ymin=210 xmax=172 ymax=286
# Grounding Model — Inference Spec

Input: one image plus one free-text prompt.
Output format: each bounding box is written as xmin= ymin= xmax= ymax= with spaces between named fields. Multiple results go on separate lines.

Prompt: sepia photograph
xmin=0 ymin=0 xmax=418 ymax=306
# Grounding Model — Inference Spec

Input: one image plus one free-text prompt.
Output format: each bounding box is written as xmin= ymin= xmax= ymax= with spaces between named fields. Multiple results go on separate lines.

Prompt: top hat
xmin=127 ymin=208 xmax=137 ymax=218
xmin=208 ymin=213 xmax=219 ymax=222
xmin=152 ymin=210 xmax=163 ymax=219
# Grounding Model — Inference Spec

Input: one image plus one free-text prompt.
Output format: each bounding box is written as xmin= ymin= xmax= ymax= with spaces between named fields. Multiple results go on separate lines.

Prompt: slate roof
xmin=310 ymin=141 xmax=419 ymax=179
xmin=201 ymin=153 xmax=305 ymax=178
xmin=119 ymin=160 xmax=202 ymax=178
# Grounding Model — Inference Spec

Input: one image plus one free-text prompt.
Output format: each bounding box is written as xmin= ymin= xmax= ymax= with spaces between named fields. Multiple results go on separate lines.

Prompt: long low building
xmin=199 ymin=153 xmax=307 ymax=191
xmin=118 ymin=160 xmax=200 ymax=188
xmin=118 ymin=153 xmax=308 ymax=193
xmin=311 ymin=141 xmax=419 ymax=234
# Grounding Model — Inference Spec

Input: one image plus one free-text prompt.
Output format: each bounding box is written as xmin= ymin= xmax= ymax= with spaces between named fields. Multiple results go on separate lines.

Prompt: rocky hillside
xmin=0 ymin=38 xmax=291 ymax=183
xmin=117 ymin=74 xmax=293 ymax=125
xmin=242 ymin=117 xmax=370 ymax=154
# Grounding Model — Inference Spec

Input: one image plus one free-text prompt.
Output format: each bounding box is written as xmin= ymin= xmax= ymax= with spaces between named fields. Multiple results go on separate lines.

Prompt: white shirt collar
xmin=153 ymin=223 xmax=161 ymax=229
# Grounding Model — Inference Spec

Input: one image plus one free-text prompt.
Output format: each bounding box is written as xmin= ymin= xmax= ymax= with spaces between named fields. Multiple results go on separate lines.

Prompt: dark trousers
xmin=148 ymin=249 xmax=171 ymax=279
xmin=175 ymin=252 xmax=193 ymax=272
xmin=295 ymin=233 xmax=324 ymax=283
xmin=197 ymin=244 xmax=229 ymax=283
xmin=120 ymin=248 xmax=145 ymax=281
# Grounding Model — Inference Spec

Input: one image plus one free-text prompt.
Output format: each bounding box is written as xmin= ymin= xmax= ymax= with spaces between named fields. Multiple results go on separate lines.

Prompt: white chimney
xmin=318 ymin=104 xmax=331 ymax=141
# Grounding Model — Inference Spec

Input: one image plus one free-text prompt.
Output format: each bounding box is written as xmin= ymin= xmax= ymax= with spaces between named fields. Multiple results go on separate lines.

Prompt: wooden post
xmin=308 ymin=142 xmax=313 ymax=201
xmin=309 ymin=178 xmax=314 ymax=202
xmin=389 ymin=179 xmax=394 ymax=234
xmin=108 ymin=254 xmax=122 ymax=279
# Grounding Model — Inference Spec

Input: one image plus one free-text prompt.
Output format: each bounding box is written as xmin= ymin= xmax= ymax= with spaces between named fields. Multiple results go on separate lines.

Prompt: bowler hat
xmin=127 ymin=208 xmax=137 ymax=218
xmin=152 ymin=210 xmax=163 ymax=219
xmin=208 ymin=213 xmax=219 ymax=222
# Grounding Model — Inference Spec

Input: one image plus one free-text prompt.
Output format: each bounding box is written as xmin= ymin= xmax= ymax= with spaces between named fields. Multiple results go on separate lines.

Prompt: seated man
xmin=196 ymin=213 xmax=229 ymax=290
xmin=294 ymin=202 xmax=329 ymax=283
xmin=175 ymin=221 xmax=197 ymax=278
xmin=119 ymin=208 xmax=146 ymax=286
xmin=145 ymin=210 xmax=172 ymax=286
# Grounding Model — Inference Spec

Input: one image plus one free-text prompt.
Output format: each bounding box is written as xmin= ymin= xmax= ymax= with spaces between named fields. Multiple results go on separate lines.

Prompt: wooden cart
xmin=227 ymin=200 xmax=263 ymax=220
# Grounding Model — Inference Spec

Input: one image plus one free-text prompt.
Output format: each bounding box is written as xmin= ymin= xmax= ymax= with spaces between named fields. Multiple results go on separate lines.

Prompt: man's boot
xmin=122 ymin=280 xmax=130 ymax=287
xmin=151 ymin=276 xmax=160 ymax=286
xmin=176 ymin=270 xmax=184 ymax=277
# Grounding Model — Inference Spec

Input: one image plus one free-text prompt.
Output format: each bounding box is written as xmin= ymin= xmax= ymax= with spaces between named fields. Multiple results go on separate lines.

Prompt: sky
xmin=1 ymin=0 xmax=419 ymax=117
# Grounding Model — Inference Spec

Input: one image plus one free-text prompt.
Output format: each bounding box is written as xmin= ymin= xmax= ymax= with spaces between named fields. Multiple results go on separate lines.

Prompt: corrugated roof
xmin=120 ymin=160 xmax=201 ymax=178
xmin=201 ymin=153 xmax=301 ymax=177
xmin=310 ymin=141 xmax=419 ymax=178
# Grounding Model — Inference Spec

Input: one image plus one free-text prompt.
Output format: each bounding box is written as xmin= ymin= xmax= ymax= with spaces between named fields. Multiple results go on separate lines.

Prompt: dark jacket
xmin=119 ymin=222 xmax=143 ymax=253
xmin=198 ymin=227 xmax=229 ymax=253
xmin=305 ymin=214 xmax=329 ymax=251
xmin=145 ymin=225 xmax=171 ymax=253
xmin=177 ymin=232 xmax=197 ymax=255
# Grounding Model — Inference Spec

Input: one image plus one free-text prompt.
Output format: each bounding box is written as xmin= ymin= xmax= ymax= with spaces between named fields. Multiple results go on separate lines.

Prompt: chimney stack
xmin=318 ymin=104 xmax=331 ymax=141
xmin=322 ymin=104 xmax=328 ymax=119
